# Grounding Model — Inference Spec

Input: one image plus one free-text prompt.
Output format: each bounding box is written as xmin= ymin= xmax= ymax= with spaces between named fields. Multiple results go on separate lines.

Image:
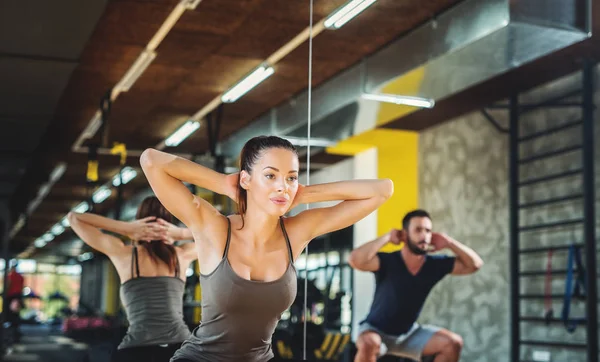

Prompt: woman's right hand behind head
xmin=155 ymin=218 xmax=188 ymax=245
xmin=128 ymin=217 xmax=167 ymax=242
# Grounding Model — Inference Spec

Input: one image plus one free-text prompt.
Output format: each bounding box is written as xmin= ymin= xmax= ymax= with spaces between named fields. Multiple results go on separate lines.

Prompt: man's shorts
xmin=358 ymin=321 xmax=440 ymax=361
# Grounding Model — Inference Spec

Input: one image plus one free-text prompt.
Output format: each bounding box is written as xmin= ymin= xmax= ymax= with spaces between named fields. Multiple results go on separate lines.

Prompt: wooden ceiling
xmin=10 ymin=0 xmax=464 ymax=257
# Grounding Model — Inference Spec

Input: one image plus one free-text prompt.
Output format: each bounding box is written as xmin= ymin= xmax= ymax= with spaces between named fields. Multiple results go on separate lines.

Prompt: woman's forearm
xmin=68 ymin=212 xmax=131 ymax=236
xmin=298 ymin=179 xmax=393 ymax=204
xmin=177 ymin=226 xmax=194 ymax=240
xmin=141 ymin=149 xmax=232 ymax=198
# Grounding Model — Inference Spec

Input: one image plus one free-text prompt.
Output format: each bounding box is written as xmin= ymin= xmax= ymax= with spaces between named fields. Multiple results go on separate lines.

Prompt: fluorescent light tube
xmin=77 ymin=252 xmax=94 ymax=262
xmin=165 ymin=120 xmax=201 ymax=147
xmin=42 ymin=233 xmax=54 ymax=243
xmin=222 ymin=65 xmax=274 ymax=103
xmin=181 ymin=0 xmax=202 ymax=10
xmin=51 ymin=224 xmax=65 ymax=236
xmin=92 ymin=186 xmax=112 ymax=204
xmin=362 ymin=93 xmax=435 ymax=108
xmin=73 ymin=202 xmax=90 ymax=214
xmin=49 ymin=162 xmax=67 ymax=182
xmin=284 ymin=136 xmax=337 ymax=147
xmin=325 ymin=0 xmax=377 ymax=29
xmin=113 ymin=167 xmax=137 ymax=187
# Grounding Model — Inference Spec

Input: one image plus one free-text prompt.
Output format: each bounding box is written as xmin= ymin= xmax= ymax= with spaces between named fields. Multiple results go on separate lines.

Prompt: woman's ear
xmin=240 ymin=170 xmax=250 ymax=190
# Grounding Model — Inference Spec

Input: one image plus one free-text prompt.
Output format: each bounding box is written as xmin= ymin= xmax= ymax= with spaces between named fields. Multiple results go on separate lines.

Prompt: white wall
xmin=350 ymin=147 xmax=379 ymax=340
xmin=290 ymin=156 xmax=356 ymax=216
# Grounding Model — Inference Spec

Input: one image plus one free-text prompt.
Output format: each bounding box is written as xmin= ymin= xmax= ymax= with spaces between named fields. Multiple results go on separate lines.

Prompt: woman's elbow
xmin=66 ymin=212 xmax=77 ymax=225
xmin=140 ymin=148 xmax=177 ymax=173
xmin=140 ymin=148 xmax=158 ymax=170
xmin=347 ymin=251 xmax=360 ymax=270
xmin=348 ymin=253 xmax=369 ymax=272
xmin=379 ymin=179 xmax=394 ymax=199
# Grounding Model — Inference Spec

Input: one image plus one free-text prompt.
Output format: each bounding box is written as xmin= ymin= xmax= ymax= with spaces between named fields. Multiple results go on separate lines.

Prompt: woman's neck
xmin=241 ymin=203 xmax=281 ymax=246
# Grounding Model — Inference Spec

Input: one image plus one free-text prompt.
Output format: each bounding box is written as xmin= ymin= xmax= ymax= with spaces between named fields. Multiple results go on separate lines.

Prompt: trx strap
xmin=205 ymin=106 xmax=224 ymax=206
xmin=99 ymin=89 xmax=112 ymax=148
xmin=543 ymin=249 xmax=553 ymax=324
xmin=86 ymin=145 xmax=99 ymax=212
xmin=110 ymin=142 xmax=127 ymax=166
xmin=561 ymin=244 xmax=586 ymax=333
xmin=86 ymin=145 xmax=99 ymax=183
xmin=111 ymin=143 xmax=127 ymax=221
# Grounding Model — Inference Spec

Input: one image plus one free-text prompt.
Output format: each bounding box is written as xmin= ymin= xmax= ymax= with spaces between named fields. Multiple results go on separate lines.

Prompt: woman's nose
xmin=275 ymin=178 xmax=285 ymax=192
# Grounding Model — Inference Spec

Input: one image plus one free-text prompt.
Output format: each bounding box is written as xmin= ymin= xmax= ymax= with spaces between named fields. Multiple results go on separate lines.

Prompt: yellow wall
xmin=327 ymin=129 xmax=418 ymax=253
xmin=193 ymin=261 xmax=202 ymax=323
xmin=104 ymin=261 xmax=119 ymax=316
xmin=193 ymin=188 xmax=209 ymax=324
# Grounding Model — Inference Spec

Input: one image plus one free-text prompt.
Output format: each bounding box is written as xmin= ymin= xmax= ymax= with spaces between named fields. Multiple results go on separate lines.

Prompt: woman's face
xmin=241 ymin=147 xmax=299 ymax=217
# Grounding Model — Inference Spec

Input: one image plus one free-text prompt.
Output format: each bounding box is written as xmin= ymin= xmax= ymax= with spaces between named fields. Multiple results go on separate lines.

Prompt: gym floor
xmin=4 ymin=325 xmax=112 ymax=362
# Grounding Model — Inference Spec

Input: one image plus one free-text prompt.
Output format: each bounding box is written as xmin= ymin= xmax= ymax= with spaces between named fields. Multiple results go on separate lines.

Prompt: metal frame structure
xmin=491 ymin=61 xmax=598 ymax=362
xmin=581 ymin=59 xmax=598 ymax=362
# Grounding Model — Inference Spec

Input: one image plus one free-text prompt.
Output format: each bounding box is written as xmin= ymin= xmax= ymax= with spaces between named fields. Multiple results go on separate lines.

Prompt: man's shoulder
xmin=426 ymin=254 xmax=456 ymax=275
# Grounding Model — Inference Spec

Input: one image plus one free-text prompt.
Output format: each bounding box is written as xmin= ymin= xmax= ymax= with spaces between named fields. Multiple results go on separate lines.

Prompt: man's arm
xmin=445 ymin=237 xmax=484 ymax=275
xmin=348 ymin=230 xmax=399 ymax=272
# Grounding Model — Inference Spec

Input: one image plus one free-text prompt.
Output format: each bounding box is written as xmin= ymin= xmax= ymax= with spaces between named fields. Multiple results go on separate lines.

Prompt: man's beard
xmin=405 ymin=236 xmax=428 ymax=255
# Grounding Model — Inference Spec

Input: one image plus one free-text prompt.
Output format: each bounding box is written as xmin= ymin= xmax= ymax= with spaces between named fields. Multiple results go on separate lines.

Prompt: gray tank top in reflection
xmin=170 ymin=217 xmax=297 ymax=362
xmin=118 ymin=246 xmax=191 ymax=349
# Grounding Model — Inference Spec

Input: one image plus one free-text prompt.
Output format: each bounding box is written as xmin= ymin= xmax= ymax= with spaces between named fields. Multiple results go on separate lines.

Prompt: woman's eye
xmin=287 ymin=176 xmax=298 ymax=182
xmin=265 ymin=174 xmax=274 ymax=179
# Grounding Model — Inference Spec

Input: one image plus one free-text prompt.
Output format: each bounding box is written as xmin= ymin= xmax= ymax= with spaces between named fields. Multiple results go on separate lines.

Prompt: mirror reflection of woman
xmin=69 ymin=196 xmax=197 ymax=362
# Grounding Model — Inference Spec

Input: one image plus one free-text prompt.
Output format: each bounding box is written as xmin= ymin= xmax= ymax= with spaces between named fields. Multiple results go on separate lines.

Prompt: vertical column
xmin=101 ymin=258 xmax=119 ymax=316
xmin=582 ymin=60 xmax=597 ymax=362
xmin=509 ymin=93 xmax=520 ymax=362
xmin=351 ymin=147 xmax=378 ymax=340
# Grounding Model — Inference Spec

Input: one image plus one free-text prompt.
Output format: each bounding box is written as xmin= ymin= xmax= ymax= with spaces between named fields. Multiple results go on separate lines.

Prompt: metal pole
xmin=114 ymin=169 xmax=124 ymax=221
xmin=582 ymin=59 xmax=597 ymax=362
xmin=0 ymin=201 xmax=11 ymax=353
xmin=0 ymin=224 xmax=8 ymax=354
xmin=509 ymin=93 xmax=520 ymax=362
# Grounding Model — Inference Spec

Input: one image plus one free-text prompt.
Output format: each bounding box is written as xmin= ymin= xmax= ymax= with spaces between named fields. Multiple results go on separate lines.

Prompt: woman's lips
xmin=270 ymin=197 xmax=288 ymax=205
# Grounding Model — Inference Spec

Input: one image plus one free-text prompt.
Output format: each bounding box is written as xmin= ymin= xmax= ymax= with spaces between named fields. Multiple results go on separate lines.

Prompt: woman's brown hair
xmin=135 ymin=196 xmax=177 ymax=273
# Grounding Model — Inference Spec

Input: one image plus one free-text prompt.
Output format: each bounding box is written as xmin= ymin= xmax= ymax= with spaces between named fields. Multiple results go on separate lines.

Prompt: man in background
xmin=350 ymin=210 xmax=484 ymax=362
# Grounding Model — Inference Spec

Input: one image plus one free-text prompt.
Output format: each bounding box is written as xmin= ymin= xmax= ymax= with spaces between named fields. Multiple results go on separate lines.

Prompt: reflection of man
xmin=349 ymin=210 xmax=484 ymax=362
xmin=6 ymin=263 xmax=24 ymax=342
